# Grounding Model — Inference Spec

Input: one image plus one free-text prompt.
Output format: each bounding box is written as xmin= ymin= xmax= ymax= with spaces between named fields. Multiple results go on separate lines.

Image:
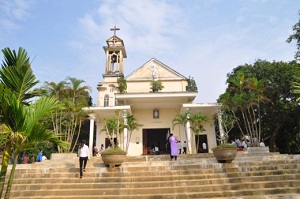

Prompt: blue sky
xmin=0 ymin=0 xmax=299 ymax=105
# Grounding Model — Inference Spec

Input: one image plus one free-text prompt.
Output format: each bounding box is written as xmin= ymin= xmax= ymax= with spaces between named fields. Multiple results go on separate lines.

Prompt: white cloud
xmin=0 ymin=0 xmax=34 ymax=20
xmin=0 ymin=0 xmax=37 ymax=40
xmin=0 ymin=18 xmax=21 ymax=32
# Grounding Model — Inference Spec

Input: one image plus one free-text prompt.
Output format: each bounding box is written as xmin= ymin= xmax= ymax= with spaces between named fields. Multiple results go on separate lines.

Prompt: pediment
xmin=126 ymin=58 xmax=186 ymax=81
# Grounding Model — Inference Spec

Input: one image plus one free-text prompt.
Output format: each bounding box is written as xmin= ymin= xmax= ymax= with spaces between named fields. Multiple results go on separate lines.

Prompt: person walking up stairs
xmin=78 ymin=140 xmax=89 ymax=178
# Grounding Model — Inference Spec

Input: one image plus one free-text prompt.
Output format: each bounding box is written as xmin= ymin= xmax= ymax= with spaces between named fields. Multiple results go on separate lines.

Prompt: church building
xmin=84 ymin=27 xmax=221 ymax=156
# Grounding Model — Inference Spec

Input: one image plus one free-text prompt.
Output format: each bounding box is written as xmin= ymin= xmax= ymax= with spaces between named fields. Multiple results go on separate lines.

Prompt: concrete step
xmin=10 ymin=159 xmax=300 ymax=177
xmin=9 ymin=182 xmax=300 ymax=198
xmin=10 ymin=174 xmax=300 ymax=190
xmin=3 ymin=152 xmax=300 ymax=199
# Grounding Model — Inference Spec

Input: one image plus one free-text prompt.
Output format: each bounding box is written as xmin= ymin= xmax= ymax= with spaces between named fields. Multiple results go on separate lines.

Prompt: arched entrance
xmin=142 ymin=128 xmax=170 ymax=155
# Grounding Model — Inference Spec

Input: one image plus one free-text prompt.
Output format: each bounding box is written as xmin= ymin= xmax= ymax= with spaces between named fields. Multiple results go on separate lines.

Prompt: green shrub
xmin=212 ymin=144 xmax=237 ymax=150
xmin=100 ymin=147 xmax=127 ymax=155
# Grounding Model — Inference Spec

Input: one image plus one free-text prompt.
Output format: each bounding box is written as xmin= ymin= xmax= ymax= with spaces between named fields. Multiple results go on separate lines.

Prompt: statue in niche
xmin=149 ymin=65 xmax=159 ymax=80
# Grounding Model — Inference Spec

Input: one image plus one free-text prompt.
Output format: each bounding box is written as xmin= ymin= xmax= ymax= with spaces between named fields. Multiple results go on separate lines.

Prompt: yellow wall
xmin=95 ymin=108 xmax=217 ymax=156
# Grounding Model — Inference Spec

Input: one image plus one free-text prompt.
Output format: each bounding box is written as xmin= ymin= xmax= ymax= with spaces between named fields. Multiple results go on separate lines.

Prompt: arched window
xmin=104 ymin=95 xmax=109 ymax=107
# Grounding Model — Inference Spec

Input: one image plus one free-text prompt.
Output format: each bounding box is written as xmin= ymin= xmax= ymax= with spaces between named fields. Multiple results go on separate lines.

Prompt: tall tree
xmin=219 ymin=60 xmax=300 ymax=152
xmin=189 ymin=112 xmax=210 ymax=153
xmin=40 ymin=77 xmax=91 ymax=152
xmin=0 ymin=92 xmax=69 ymax=198
xmin=172 ymin=112 xmax=190 ymax=153
xmin=286 ymin=10 xmax=300 ymax=61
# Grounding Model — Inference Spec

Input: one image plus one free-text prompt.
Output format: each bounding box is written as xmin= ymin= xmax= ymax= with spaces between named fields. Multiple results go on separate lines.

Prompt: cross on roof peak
xmin=110 ymin=26 xmax=120 ymax=37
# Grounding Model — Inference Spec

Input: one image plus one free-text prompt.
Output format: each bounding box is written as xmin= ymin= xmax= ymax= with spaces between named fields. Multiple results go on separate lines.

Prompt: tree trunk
xmin=269 ymin=123 xmax=283 ymax=152
xmin=4 ymin=153 xmax=18 ymax=199
xmin=0 ymin=143 xmax=11 ymax=197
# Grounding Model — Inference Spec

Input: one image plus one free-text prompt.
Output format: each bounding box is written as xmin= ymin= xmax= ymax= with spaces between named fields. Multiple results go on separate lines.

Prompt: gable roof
xmin=106 ymin=36 xmax=125 ymax=47
xmin=126 ymin=58 xmax=187 ymax=81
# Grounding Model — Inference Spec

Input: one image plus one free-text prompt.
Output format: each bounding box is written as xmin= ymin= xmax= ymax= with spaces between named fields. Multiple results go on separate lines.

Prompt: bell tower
xmin=97 ymin=26 xmax=127 ymax=107
xmin=103 ymin=26 xmax=127 ymax=77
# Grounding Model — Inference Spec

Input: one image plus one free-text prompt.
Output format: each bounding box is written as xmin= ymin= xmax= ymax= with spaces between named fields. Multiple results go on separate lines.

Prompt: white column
xmin=186 ymin=121 xmax=192 ymax=154
xmin=89 ymin=114 xmax=95 ymax=155
xmin=123 ymin=110 xmax=128 ymax=151
xmin=186 ymin=109 xmax=192 ymax=154
xmin=95 ymin=122 xmax=101 ymax=148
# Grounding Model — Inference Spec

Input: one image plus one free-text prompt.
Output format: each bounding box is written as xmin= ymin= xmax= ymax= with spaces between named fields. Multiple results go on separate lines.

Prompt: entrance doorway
xmin=142 ymin=128 xmax=170 ymax=155
xmin=195 ymin=134 xmax=208 ymax=153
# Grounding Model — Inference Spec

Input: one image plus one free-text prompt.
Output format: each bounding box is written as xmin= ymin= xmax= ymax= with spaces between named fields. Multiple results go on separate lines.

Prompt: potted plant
xmin=212 ymin=108 xmax=237 ymax=163
xmin=100 ymin=147 xmax=127 ymax=168
xmin=150 ymin=80 xmax=164 ymax=92
xmin=212 ymin=144 xmax=237 ymax=163
xmin=100 ymin=110 xmax=127 ymax=168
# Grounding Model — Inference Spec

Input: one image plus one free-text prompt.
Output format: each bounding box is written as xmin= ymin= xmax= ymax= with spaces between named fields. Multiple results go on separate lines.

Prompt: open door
xmin=142 ymin=128 xmax=170 ymax=155
xmin=195 ymin=134 xmax=208 ymax=153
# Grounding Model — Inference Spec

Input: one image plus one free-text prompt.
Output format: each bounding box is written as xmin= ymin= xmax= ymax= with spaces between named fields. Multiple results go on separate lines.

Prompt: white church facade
xmin=84 ymin=27 xmax=221 ymax=156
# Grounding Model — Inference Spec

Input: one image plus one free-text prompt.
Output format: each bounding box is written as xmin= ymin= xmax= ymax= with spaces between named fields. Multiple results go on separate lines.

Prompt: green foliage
xmin=0 ymin=47 xmax=70 ymax=197
xmin=218 ymin=59 xmax=300 ymax=153
xmin=38 ymin=77 xmax=92 ymax=152
xmin=212 ymin=143 xmax=237 ymax=150
xmin=150 ymin=80 xmax=164 ymax=92
xmin=123 ymin=113 xmax=143 ymax=152
xmin=101 ymin=110 xmax=123 ymax=149
xmin=186 ymin=76 xmax=198 ymax=92
xmin=189 ymin=112 xmax=210 ymax=152
xmin=0 ymin=47 xmax=40 ymax=103
xmin=286 ymin=10 xmax=300 ymax=61
xmin=100 ymin=147 xmax=126 ymax=154
xmin=101 ymin=111 xmax=142 ymax=152
xmin=117 ymin=77 xmax=127 ymax=94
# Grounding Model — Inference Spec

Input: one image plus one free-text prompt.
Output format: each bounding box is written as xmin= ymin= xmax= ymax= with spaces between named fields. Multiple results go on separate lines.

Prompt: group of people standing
xmin=232 ymin=134 xmax=266 ymax=149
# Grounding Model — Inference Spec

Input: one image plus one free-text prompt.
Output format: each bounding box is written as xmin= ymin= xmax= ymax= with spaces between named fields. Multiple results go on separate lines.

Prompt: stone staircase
xmin=2 ymin=148 xmax=300 ymax=199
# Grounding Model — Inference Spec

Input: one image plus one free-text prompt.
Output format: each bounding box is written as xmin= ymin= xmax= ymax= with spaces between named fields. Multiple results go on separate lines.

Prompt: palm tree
xmin=0 ymin=47 xmax=40 ymax=197
xmin=248 ymin=77 xmax=269 ymax=143
xmin=172 ymin=112 xmax=190 ymax=153
xmin=0 ymin=47 xmax=39 ymax=102
xmin=124 ymin=114 xmax=143 ymax=152
xmin=40 ymin=77 xmax=91 ymax=152
xmin=220 ymin=71 xmax=268 ymax=146
xmin=0 ymin=91 xmax=69 ymax=198
xmin=63 ymin=77 xmax=91 ymax=152
xmin=189 ymin=112 xmax=210 ymax=153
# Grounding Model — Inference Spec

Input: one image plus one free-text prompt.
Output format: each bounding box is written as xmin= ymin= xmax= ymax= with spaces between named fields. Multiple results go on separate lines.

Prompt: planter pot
xmin=101 ymin=152 xmax=127 ymax=168
xmin=212 ymin=147 xmax=237 ymax=163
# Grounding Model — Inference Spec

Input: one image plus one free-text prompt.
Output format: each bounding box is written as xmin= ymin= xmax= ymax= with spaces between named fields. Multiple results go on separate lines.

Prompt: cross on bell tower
xmin=110 ymin=26 xmax=120 ymax=36
xmin=110 ymin=26 xmax=120 ymax=46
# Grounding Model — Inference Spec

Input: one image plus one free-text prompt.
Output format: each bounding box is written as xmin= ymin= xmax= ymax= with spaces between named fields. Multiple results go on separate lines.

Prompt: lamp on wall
xmin=135 ymin=137 xmax=140 ymax=144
